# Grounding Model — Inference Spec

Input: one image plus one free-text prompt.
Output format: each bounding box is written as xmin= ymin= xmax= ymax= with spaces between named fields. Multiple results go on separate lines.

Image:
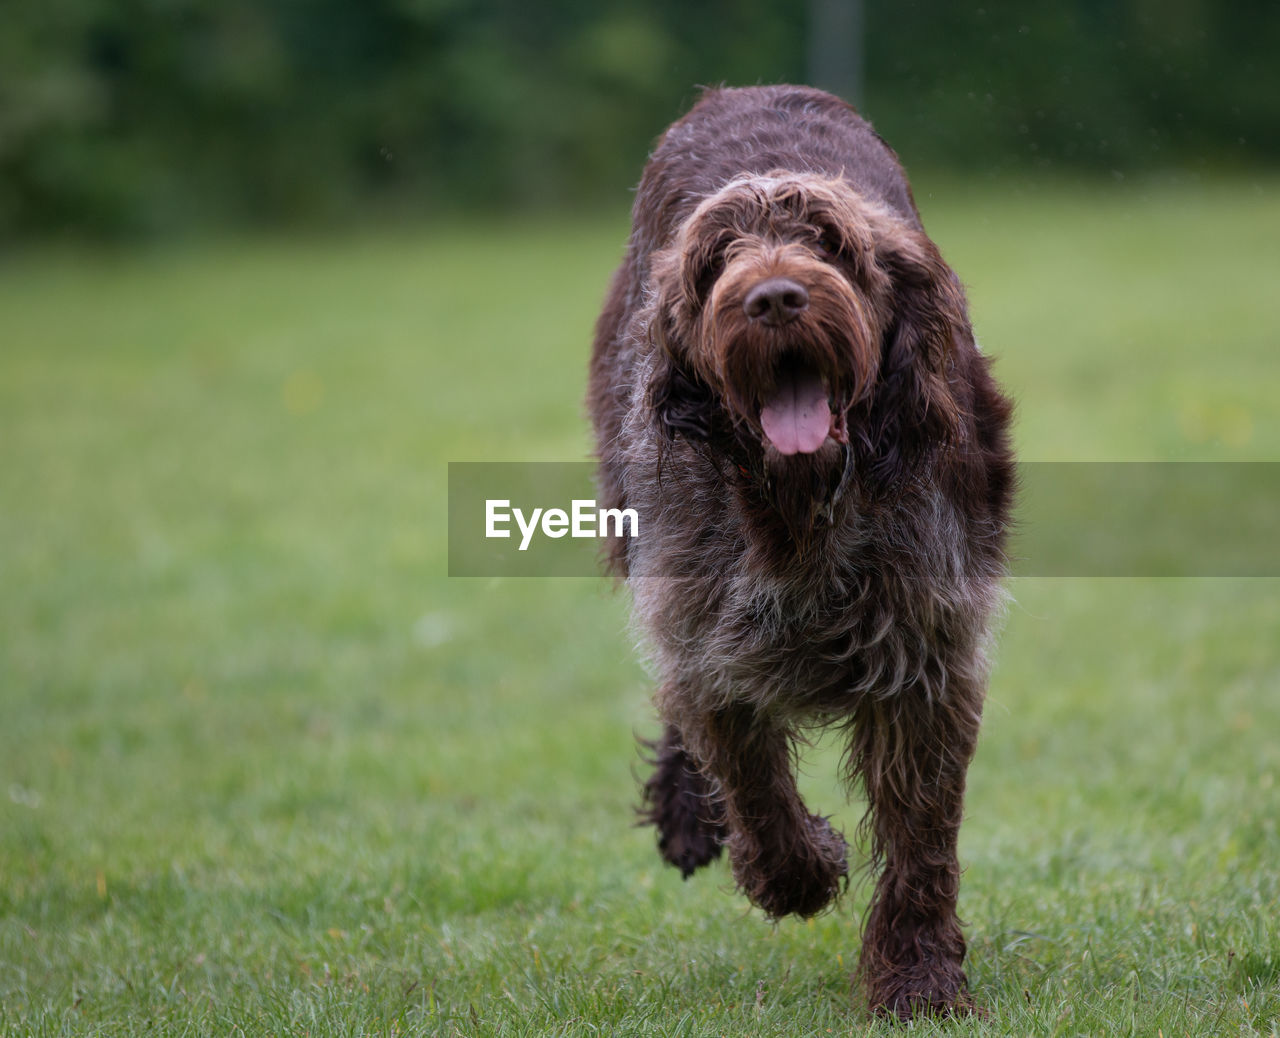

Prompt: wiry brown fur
xmin=590 ymin=85 xmax=1014 ymax=1021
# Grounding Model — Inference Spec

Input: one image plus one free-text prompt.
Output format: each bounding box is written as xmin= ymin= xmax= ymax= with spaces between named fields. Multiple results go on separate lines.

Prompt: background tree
xmin=1 ymin=0 xmax=1275 ymax=237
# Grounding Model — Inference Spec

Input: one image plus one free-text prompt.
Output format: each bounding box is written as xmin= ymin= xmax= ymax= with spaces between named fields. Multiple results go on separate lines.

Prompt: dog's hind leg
xmin=691 ymin=704 xmax=848 ymax=919
xmin=639 ymin=724 xmax=726 ymax=877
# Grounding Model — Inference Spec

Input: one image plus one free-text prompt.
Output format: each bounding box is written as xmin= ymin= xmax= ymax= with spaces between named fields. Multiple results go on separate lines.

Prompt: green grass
xmin=2 ymin=178 xmax=1279 ymax=1036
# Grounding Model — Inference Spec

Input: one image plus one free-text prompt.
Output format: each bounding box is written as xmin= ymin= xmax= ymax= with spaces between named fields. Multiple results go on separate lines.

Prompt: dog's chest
xmin=640 ymin=545 xmax=971 ymax=712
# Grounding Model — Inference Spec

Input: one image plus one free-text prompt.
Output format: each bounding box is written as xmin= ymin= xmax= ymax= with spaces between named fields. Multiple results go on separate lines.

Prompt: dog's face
xmin=647 ymin=171 xmax=964 ymax=483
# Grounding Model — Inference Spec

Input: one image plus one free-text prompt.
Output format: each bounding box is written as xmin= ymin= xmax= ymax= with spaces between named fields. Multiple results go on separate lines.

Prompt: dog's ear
xmin=648 ymin=351 xmax=715 ymax=442
xmin=644 ymin=277 xmax=717 ymax=442
xmin=862 ymin=229 xmax=966 ymax=482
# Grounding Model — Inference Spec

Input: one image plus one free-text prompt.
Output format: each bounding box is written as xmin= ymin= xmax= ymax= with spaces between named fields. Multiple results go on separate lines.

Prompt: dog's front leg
xmin=690 ymin=704 xmax=848 ymax=919
xmin=849 ymin=689 xmax=983 ymax=1020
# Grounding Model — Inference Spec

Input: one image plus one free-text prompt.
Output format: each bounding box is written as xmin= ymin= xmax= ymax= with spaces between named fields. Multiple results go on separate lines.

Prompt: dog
xmin=588 ymin=84 xmax=1014 ymax=1020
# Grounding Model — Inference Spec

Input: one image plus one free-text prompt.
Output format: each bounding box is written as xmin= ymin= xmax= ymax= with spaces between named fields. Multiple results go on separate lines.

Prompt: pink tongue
xmin=760 ymin=367 xmax=831 ymax=455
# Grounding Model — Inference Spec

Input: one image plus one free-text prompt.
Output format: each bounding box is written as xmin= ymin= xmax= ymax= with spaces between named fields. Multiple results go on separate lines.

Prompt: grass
xmin=2 ymin=177 xmax=1279 ymax=1036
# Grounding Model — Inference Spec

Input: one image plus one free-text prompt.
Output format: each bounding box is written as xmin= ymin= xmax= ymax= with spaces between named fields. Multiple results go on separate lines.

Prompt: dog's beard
xmin=708 ymin=313 xmax=865 ymax=545
xmin=749 ymin=354 xmax=855 ymax=544
xmin=717 ymin=358 xmax=857 ymax=548
xmin=760 ymin=437 xmax=851 ymax=552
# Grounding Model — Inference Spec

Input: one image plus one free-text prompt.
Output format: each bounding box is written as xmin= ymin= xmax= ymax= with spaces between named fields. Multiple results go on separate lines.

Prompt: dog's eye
xmin=816 ymin=232 xmax=840 ymax=258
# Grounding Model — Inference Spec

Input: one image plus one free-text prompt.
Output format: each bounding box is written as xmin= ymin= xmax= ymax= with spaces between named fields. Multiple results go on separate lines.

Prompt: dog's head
xmin=645 ymin=171 xmax=966 ymax=495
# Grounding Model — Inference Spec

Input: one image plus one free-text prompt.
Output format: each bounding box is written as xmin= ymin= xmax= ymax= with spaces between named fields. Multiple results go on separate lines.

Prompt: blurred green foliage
xmin=1 ymin=0 xmax=1276 ymax=236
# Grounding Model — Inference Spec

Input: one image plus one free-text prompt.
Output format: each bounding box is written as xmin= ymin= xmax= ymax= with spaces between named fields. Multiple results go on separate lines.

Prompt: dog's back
xmin=634 ymin=86 xmax=923 ymax=250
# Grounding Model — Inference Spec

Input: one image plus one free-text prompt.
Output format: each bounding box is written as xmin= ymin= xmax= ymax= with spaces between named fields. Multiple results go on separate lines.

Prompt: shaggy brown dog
xmin=588 ymin=85 xmax=1014 ymax=1020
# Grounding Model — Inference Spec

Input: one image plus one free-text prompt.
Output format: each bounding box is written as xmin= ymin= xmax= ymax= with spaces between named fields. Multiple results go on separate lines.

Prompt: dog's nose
xmin=743 ymin=277 xmax=809 ymax=326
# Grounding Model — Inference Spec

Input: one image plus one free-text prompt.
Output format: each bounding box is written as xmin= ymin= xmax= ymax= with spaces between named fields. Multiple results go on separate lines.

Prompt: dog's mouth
xmin=758 ymin=355 xmax=850 ymax=456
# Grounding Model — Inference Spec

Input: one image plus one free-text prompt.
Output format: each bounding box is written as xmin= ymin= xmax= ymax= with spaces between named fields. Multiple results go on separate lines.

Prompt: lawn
xmin=1 ymin=178 xmax=1278 ymax=1036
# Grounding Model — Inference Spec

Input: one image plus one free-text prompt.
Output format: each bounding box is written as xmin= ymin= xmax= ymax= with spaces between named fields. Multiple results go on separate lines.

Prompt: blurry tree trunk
xmin=808 ymin=0 xmax=864 ymax=108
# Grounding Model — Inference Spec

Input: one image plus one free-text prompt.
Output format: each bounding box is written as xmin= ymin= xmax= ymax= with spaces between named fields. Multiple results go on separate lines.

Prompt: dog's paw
xmin=734 ymin=813 xmax=848 ymax=919
xmin=639 ymin=738 xmax=727 ymax=878
xmin=659 ymin=822 xmax=724 ymax=878
xmin=864 ymin=959 xmax=977 ymax=1022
